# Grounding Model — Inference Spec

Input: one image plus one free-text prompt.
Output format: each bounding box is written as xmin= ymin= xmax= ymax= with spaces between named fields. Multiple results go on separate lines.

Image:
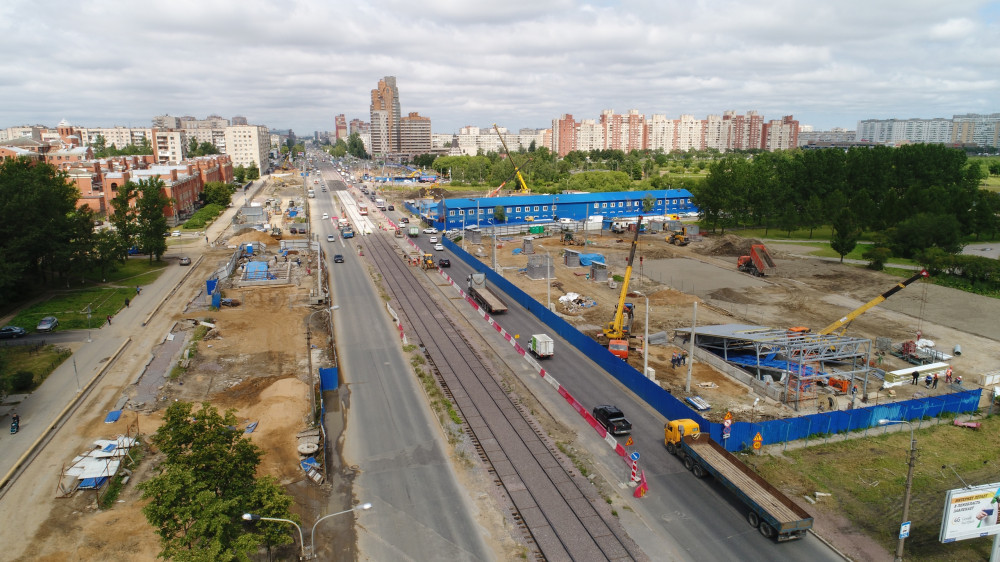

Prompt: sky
xmin=1 ymin=0 xmax=998 ymax=135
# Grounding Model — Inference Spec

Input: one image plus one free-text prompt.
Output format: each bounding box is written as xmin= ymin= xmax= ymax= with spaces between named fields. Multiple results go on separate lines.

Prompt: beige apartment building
xmin=223 ymin=124 xmax=270 ymax=171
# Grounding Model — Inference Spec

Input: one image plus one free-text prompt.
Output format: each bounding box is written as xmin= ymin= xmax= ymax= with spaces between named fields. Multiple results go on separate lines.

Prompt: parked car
xmin=423 ymin=227 xmax=438 ymax=234
xmin=327 ymin=234 xmax=336 ymax=242
xmin=171 ymin=230 xmax=181 ymax=237
xmin=438 ymin=258 xmax=451 ymax=268
xmin=179 ymin=257 xmax=192 ymax=266
xmin=434 ymin=243 xmax=444 ymax=251
xmin=36 ymin=316 xmax=59 ymax=332
xmin=0 ymin=326 xmax=27 ymax=339
xmin=333 ymin=254 xmax=344 ymax=263
xmin=592 ymin=405 xmax=632 ymax=435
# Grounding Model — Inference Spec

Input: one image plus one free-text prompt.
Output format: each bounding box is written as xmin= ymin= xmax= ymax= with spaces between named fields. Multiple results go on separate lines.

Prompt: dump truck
xmin=528 ymin=334 xmax=554 ymax=359
xmin=467 ymin=273 xmax=508 ymax=314
xmin=408 ymin=225 xmax=420 ymax=237
xmin=737 ymin=244 xmax=776 ymax=277
xmin=664 ymin=419 xmax=813 ymax=542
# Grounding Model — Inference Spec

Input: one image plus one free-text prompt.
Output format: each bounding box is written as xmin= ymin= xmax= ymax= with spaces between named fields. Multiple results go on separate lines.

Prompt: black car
xmin=592 ymin=405 xmax=632 ymax=435
xmin=333 ymin=254 xmax=344 ymax=263
xmin=387 ymin=205 xmax=395 ymax=211
xmin=0 ymin=326 xmax=27 ymax=339
xmin=438 ymin=258 xmax=451 ymax=268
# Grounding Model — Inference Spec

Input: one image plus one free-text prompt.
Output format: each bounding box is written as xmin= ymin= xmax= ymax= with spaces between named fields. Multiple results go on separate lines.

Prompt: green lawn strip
xmin=744 ymin=415 xmax=1000 ymax=560
xmin=7 ymin=261 xmax=168 ymax=331
xmin=0 ymin=344 xmax=71 ymax=390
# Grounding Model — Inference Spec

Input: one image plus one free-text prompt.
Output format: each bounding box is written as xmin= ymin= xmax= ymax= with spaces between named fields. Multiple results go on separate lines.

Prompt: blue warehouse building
xmin=415 ymin=189 xmax=695 ymax=231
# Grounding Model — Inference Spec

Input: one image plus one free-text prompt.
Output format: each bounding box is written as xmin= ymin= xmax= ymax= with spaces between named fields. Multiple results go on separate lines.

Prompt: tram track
xmin=360 ymin=231 xmax=642 ymax=561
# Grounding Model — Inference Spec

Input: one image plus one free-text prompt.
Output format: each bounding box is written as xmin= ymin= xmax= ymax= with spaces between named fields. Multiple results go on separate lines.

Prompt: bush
xmin=7 ymin=370 xmax=35 ymax=392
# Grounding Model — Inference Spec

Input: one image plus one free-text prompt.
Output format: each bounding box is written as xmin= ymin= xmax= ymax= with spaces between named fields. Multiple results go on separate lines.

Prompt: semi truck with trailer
xmin=467 ymin=273 xmax=508 ymax=314
xmin=663 ymin=419 xmax=813 ymax=541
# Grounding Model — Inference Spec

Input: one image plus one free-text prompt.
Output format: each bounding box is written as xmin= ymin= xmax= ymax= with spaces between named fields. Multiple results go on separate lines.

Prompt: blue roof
xmin=441 ymin=189 xmax=691 ymax=209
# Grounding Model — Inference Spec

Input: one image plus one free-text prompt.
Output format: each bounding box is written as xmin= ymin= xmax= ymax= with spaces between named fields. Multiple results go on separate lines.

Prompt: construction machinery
xmin=421 ymin=253 xmax=436 ymax=270
xmin=737 ymin=244 xmax=776 ymax=277
xmin=561 ymin=230 xmax=584 ymax=246
xmin=602 ymin=216 xmax=642 ymax=358
xmin=486 ymin=123 xmax=530 ymax=197
xmin=665 ymin=226 xmax=690 ymax=246
xmin=790 ymin=269 xmax=930 ymax=336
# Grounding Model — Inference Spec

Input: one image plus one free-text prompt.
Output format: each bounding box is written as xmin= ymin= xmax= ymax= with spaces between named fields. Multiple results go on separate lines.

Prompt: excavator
xmin=486 ymin=123 xmax=530 ymax=198
xmin=789 ymin=269 xmax=929 ymax=336
xmin=603 ymin=216 xmax=643 ymax=359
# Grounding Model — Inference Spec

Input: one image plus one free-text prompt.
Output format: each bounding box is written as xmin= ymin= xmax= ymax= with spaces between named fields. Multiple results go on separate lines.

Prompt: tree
xmin=233 ymin=165 xmax=246 ymax=184
xmin=140 ymin=402 xmax=296 ymax=561
xmin=830 ymin=209 xmax=861 ymax=262
xmin=494 ymin=205 xmax=506 ymax=223
xmin=135 ymin=178 xmax=170 ymax=261
xmin=346 ymin=133 xmax=369 ymax=159
xmin=246 ymin=162 xmax=260 ymax=181
xmin=201 ymin=182 xmax=235 ymax=207
xmin=889 ymin=213 xmax=963 ymax=258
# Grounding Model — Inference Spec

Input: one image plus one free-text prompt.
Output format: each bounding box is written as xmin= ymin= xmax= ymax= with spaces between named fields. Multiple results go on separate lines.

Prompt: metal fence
xmin=443 ymin=236 xmax=983 ymax=451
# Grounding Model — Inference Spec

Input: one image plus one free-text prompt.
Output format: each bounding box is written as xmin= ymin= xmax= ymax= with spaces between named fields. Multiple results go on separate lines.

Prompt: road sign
xmin=752 ymin=432 xmax=763 ymax=450
xmin=899 ymin=521 xmax=911 ymax=539
xmin=722 ymin=426 xmax=731 ymax=439
xmin=625 ymin=436 xmax=633 ymax=446
xmin=723 ymin=418 xmax=732 ymax=428
xmin=630 ymin=451 xmax=640 ymax=462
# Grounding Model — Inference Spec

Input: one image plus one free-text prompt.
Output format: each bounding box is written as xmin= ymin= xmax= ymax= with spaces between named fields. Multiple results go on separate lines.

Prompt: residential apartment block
xmin=856 ymin=114 xmax=999 ymax=147
xmin=224 ymin=124 xmax=270 ymax=171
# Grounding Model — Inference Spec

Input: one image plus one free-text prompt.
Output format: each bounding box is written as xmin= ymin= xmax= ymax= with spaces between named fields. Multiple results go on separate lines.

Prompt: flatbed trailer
xmin=666 ymin=421 xmax=812 ymax=542
xmin=468 ymin=273 xmax=507 ymax=314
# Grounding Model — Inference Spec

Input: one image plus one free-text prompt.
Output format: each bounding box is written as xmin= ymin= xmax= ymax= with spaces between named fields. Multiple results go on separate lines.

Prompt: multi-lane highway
xmin=316 ymin=157 xmax=845 ymax=561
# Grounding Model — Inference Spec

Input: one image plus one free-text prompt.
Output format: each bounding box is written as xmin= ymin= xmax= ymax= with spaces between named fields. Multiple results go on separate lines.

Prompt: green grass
xmin=0 ymin=344 xmax=72 ymax=392
xmin=7 ymin=260 xmax=168 ymax=331
xmin=744 ymin=414 xmax=1000 ymax=561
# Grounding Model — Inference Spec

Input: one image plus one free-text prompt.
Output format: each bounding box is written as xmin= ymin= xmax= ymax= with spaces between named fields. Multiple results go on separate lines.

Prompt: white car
xmin=171 ymin=230 xmax=181 ymax=237
xmin=326 ymin=234 xmax=336 ymax=242
xmin=428 ymin=236 xmax=438 ymax=243
xmin=423 ymin=227 xmax=437 ymax=234
xmin=322 ymin=213 xmax=329 ymax=220
xmin=434 ymin=243 xmax=444 ymax=251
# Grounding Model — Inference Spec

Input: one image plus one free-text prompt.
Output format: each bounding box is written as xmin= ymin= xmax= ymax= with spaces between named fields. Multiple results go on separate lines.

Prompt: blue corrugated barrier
xmin=443 ymin=237 xmax=983 ymax=451
xmin=319 ymin=367 xmax=339 ymax=391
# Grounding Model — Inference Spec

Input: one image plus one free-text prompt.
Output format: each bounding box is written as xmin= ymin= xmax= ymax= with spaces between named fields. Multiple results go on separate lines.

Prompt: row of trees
xmin=0 ymin=158 xmax=236 ymax=307
xmin=693 ymin=144 xmax=1000 ymax=259
xmin=91 ymin=135 xmax=153 ymax=159
xmin=325 ymin=133 xmax=369 ymax=160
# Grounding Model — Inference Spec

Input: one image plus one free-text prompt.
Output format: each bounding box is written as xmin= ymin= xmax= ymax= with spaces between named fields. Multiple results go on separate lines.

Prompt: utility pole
xmin=686 ymin=302 xmax=697 ymax=393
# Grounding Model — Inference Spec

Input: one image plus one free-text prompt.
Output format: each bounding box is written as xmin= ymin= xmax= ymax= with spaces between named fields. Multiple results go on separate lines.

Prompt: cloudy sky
xmin=1 ymin=0 xmax=997 ymax=135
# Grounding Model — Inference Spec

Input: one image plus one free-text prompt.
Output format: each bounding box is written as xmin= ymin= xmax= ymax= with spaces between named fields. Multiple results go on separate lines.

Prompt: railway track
xmin=360 ymin=232 xmax=642 ymax=561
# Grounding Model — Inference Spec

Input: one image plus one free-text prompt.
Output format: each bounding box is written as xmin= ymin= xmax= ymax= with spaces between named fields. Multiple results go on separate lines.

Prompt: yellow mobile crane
xmin=487 ymin=123 xmax=530 ymax=197
xmin=603 ymin=216 xmax=643 ymax=359
xmin=789 ymin=269 xmax=929 ymax=336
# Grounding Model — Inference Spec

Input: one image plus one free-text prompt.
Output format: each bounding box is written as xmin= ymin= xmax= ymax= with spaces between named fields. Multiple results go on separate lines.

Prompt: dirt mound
xmin=708 ymin=287 xmax=757 ymax=304
xmin=649 ymin=287 xmax=700 ymax=306
xmin=229 ymin=229 xmax=278 ymax=246
xmin=699 ymin=234 xmax=761 ymax=257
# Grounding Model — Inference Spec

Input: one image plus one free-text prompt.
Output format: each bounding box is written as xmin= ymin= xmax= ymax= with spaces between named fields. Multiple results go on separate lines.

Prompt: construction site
xmin=447 ymin=217 xmax=998 ymax=424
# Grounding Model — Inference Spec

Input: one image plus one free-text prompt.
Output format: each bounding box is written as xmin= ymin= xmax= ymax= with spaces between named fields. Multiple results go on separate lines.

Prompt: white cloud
xmin=0 ymin=0 xmax=996 ymax=133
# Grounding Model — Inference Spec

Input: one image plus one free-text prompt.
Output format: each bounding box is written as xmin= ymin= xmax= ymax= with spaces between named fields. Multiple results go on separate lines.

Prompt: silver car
xmin=36 ymin=316 xmax=59 ymax=332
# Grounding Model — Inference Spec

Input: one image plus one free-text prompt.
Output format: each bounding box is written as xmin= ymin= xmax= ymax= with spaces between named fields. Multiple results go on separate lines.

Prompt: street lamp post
xmin=243 ymin=502 xmax=371 ymax=560
xmin=630 ymin=291 xmax=649 ymax=378
xmin=242 ymin=513 xmax=305 ymax=559
xmin=879 ymin=419 xmax=917 ymax=562
xmin=538 ymin=245 xmax=552 ymax=312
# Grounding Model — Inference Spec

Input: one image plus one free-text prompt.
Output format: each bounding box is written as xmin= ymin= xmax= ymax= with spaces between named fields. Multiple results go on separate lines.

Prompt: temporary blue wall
xmin=443 ymin=237 xmax=983 ymax=451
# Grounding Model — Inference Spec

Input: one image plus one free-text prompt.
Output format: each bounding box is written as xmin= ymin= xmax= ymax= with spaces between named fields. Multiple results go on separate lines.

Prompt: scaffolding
xmin=678 ymin=324 xmax=875 ymax=410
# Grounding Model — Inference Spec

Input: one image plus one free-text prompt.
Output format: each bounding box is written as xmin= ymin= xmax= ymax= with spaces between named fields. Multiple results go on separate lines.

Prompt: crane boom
xmin=818 ymin=269 xmax=929 ymax=335
xmin=604 ymin=217 xmax=643 ymax=340
xmin=493 ymin=123 xmax=529 ymax=194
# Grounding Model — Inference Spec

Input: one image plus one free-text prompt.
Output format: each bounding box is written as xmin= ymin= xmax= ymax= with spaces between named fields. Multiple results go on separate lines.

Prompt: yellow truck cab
xmin=663 ymin=419 xmax=702 ymax=454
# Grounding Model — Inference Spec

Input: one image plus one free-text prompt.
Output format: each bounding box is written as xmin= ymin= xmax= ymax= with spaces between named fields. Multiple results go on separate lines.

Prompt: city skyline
xmin=1 ymin=1 xmax=997 ymax=134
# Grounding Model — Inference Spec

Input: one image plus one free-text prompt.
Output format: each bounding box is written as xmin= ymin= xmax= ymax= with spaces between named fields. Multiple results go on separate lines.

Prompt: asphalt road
xmin=388 ymin=221 xmax=845 ymax=560
xmin=316 ymin=163 xmax=492 ymax=560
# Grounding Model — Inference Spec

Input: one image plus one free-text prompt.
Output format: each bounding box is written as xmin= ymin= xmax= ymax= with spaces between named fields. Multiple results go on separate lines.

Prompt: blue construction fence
xmin=442 ymin=237 xmax=983 ymax=451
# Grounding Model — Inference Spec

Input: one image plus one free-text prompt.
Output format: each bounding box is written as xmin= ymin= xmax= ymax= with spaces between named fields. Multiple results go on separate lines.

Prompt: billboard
xmin=940 ymin=482 xmax=1000 ymax=542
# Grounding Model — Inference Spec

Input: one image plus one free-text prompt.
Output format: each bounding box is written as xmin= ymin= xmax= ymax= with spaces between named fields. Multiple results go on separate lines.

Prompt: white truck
xmin=528 ymin=334 xmax=554 ymax=359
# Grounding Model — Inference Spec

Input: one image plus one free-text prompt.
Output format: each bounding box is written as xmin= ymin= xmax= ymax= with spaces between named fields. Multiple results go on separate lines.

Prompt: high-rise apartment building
xmin=223 ymin=124 xmax=270 ymax=171
xmin=399 ymin=112 xmax=432 ymax=155
xmin=370 ymin=76 xmax=401 ymax=156
xmin=551 ymin=114 xmax=577 ymax=157
xmin=335 ymin=114 xmax=348 ymax=141
xmin=762 ymin=116 xmax=800 ymax=151
xmin=152 ymin=128 xmax=187 ymax=164
xmin=951 ymin=113 xmax=1000 ymax=147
